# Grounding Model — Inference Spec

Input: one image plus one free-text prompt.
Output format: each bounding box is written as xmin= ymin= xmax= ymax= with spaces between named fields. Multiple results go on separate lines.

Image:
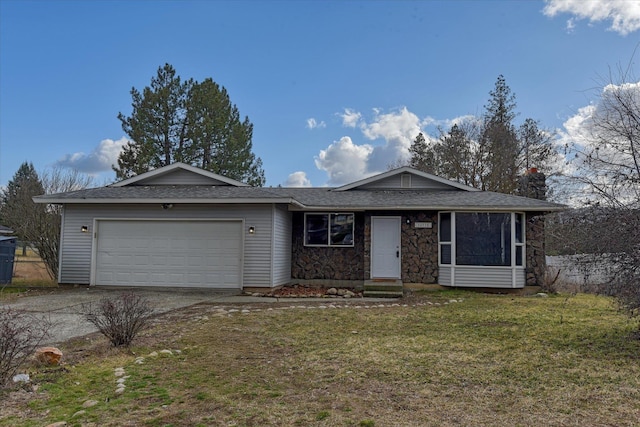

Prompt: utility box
xmin=0 ymin=237 xmax=17 ymax=284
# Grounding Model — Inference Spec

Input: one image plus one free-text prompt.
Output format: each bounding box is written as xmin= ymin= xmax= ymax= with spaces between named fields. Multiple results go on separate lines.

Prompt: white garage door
xmin=94 ymin=220 xmax=242 ymax=289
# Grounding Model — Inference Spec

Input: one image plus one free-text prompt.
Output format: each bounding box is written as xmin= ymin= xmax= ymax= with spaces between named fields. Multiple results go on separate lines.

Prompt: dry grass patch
xmin=2 ymin=291 xmax=640 ymax=426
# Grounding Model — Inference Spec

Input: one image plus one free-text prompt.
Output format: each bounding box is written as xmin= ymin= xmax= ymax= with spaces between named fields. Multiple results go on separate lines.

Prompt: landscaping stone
xmin=12 ymin=373 xmax=29 ymax=383
xmin=82 ymin=400 xmax=98 ymax=408
xmin=35 ymin=347 xmax=63 ymax=366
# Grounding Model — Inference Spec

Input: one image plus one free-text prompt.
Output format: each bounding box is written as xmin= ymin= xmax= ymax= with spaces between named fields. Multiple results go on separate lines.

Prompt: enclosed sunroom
xmin=438 ymin=212 xmax=527 ymax=288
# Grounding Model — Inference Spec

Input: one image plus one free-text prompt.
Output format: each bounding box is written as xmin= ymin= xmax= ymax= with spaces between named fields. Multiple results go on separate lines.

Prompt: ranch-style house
xmin=34 ymin=163 xmax=564 ymax=292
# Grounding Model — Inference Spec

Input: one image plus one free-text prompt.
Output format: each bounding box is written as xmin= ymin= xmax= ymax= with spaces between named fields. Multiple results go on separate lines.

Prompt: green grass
xmin=2 ymin=291 xmax=640 ymax=426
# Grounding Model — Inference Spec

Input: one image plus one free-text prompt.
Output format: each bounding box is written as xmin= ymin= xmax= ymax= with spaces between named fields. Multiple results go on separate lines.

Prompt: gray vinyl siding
xmin=60 ymin=204 xmax=276 ymax=287
xmin=439 ymin=266 xmax=525 ymax=288
xmin=439 ymin=267 xmax=452 ymax=286
xmin=357 ymin=174 xmax=457 ymax=190
xmin=139 ymin=169 xmax=233 ymax=186
xmin=515 ymin=267 xmax=526 ymax=287
xmin=271 ymin=205 xmax=292 ymax=286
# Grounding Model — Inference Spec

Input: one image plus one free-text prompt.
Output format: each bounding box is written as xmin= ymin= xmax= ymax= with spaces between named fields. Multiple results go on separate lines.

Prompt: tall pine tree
xmin=114 ymin=64 xmax=265 ymax=185
xmin=481 ymin=75 xmax=520 ymax=193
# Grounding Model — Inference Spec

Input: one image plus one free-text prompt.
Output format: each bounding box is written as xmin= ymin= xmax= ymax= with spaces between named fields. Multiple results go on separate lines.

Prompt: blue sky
xmin=1 ymin=0 xmax=639 ymax=189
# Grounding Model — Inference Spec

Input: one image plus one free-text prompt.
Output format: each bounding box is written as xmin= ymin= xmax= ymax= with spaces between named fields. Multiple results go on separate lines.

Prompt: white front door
xmin=371 ymin=216 xmax=401 ymax=279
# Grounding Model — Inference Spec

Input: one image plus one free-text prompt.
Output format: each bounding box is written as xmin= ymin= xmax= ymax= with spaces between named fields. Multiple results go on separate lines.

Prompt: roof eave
xmin=289 ymin=205 xmax=566 ymax=212
xmin=33 ymin=197 xmax=301 ymax=205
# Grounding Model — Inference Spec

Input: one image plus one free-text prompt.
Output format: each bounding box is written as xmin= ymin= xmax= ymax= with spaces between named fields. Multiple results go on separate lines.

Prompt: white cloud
xmin=543 ymin=0 xmax=640 ymax=35
xmin=339 ymin=108 xmax=362 ymax=128
xmin=306 ymin=118 xmax=326 ymax=129
xmin=315 ymin=107 xmax=430 ymax=185
xmin=284 ymin=171 xmax=312 ymax=187
xmin=55 ymin=137 xmax=129 ymax=174
xmin=314 ymin=136 xmax=374 ymax=185
xmin=359 ymin=107 xmax=421 ymax=172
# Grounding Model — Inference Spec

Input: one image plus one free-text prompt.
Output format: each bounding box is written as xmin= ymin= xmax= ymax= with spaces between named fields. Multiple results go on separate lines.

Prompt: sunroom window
xmin=456 ymin=213 xmax=511 ymax=266
xmin=304 ymin=213 xmax=354 ymax=247
xmin=439 ymin=212 xmax=525 ymax=267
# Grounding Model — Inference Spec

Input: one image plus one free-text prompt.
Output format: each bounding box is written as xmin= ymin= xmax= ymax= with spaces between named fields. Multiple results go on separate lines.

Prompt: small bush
xmin=81 ymin=292 xmax=154 ymax=347
xmin=0 ymin=306 xmax=51 ymax=388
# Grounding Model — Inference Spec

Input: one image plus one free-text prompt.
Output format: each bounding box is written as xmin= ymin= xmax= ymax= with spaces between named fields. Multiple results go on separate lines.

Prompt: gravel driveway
xmin=2 ymin=287 xmax=238 ymax=345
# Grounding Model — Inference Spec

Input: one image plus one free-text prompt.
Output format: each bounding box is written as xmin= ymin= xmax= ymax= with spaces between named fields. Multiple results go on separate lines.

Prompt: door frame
xmin=370 ymin=216 xmax=401 ymax=279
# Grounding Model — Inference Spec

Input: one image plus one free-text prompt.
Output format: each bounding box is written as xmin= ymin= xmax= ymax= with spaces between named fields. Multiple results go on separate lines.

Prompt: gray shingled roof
xmin=34 ymin=185 xmax=565 ymax=211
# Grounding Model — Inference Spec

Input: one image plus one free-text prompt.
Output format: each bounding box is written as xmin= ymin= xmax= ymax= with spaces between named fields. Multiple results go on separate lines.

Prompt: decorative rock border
xmin=192 ymin=298 xmax=464 ymax=319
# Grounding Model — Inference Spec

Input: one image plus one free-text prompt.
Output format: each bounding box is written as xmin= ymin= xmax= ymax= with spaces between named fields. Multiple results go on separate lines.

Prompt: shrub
xmin=0 ymin=306 xmax=51 ymax=388
xmin=81 ymin=292 xmax=154 ymax=347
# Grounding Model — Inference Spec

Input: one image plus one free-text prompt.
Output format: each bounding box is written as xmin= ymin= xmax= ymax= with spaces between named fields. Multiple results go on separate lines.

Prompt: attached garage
xmin=93 ymin=219 xmax=243 ymax=289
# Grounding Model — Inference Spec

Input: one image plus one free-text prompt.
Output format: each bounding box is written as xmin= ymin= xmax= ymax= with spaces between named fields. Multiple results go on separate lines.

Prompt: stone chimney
xmin=518 ymin=168 xmax=548 ymax=289
xmin=517 ymin=167 xmax=546 ymax=200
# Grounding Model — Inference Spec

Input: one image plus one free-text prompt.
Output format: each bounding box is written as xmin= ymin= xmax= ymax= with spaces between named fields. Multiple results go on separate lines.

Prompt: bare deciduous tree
xmin=0 ymin=307 xmax=52 ymax=388
xmin=81 ymin=292 xmax=154 ymax=347
xmin=558 ymin=64 xmax=640 ymax=319
xmin=1 ymin=165 xmax=93 ymax=280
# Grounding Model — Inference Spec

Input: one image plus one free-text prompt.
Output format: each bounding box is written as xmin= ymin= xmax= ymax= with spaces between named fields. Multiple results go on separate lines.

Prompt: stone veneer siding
xmin=291 ymin=210 xmax=439 ymax=284
xmin=291 ymin=212 xmax=365 ymax=281
xmin=291 ymin=207 xmax=543 ymax=286
xmin=518 ymin=170 xmax=548 ymax=287
xmin=525 ymin=213 xmax=546 ymax=286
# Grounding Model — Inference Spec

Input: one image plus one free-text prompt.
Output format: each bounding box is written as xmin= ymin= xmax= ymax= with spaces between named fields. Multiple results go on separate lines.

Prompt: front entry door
xmin=371 ymin=216 xmax=401 ymax=278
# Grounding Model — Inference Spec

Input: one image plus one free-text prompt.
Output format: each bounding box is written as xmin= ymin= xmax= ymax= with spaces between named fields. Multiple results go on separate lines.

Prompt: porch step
xmin=363 ymin=280 xmax=404 ymax=298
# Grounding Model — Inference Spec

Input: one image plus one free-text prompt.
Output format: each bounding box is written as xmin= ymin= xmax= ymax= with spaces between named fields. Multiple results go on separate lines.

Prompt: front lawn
xmin=2 ymin=291 xmax=639 ymax=426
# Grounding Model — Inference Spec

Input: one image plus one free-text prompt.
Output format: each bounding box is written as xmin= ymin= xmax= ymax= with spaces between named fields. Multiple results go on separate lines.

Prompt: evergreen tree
xmin=186 ymin=78 xmax=265 ymax=186
xmin=406 ymin=76 xmax=560 ymax=193
xmin=116 ymin=64 xmax=192 ymax=179
xmin=0 ymin=162 xmax=45 ymax=245
xmin=481 ymin=75 xmax=520 ymax=193
xmin=408 ymin=132 xmax=437 ymax=173
xmin=517 ymin=118 xmax=556 ymax=172
xmin=114 ymin=64 xmax=265 ymax=185
xmin=437 ymin=122 xmax=484 ymax=188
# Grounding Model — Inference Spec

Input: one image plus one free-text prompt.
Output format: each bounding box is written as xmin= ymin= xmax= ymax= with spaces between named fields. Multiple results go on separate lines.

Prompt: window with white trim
xmin=304 ymin=213 xmax=354 ymax=247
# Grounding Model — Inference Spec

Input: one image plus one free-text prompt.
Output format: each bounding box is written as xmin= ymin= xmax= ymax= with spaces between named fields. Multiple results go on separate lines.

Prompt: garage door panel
xmin=95 ymin=220 xmax=242 ymax=288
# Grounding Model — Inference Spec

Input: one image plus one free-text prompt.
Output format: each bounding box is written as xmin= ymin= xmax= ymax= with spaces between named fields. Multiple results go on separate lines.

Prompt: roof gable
xmin=334 ymin=167 xmax=480 ymax=192
xmin=110 ymin=163 xmax=249 ymax=187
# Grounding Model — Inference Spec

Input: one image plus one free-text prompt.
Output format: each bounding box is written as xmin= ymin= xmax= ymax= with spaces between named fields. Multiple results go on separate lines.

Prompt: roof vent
xmin=401 ymin=173 xmax=411 ymax=188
